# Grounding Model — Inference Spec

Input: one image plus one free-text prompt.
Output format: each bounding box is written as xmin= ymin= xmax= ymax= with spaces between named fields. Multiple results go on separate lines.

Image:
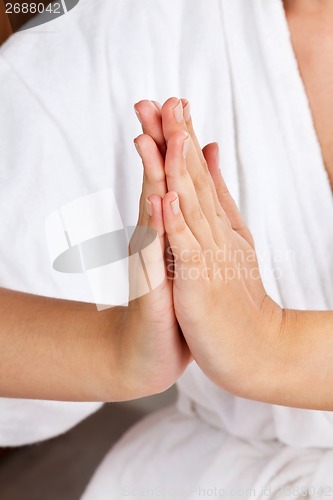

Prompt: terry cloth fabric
xmin=1 ymin=0 xmax=333 ymax=496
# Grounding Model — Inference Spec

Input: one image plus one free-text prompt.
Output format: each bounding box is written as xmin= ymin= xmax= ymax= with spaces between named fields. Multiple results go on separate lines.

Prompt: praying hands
xmin=2 ymin=98 xmax=333 ymax=410
xmin=133 ymin=97 xmax=333 ymax=410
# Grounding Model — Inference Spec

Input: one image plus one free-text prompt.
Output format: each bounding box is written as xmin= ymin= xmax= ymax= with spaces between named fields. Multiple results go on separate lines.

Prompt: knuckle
xmin=173 ymin=221 xmax=186 ymax=235
xmin=193 ymin=169 xmax=208 ymax=191
xmin=165 ymin=163 xmax=187 ymax=179
xmin=144 ymin=165 xmax=165 ymax=185
xmin=178 ymin=246 xmax=203 ymax=266
xmin=189 ymin=252 xmax=204 ymax=266
xmin=220 ymin=184 xmax=231 ymax=198
xmin=179 ymin=163 xmax=188 ymax=177
xmin=218 ymin=213 xmax=232 ymax=231
xmin=190 ymin=205 xmax=204 ymax=221
xmin=147 ymin=171 xmax=165 ymax=184
xmin=201 ymin=158 xmax=209 ymax=174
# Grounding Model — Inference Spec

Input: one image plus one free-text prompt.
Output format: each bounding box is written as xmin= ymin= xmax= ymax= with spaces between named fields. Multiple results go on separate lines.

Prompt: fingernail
xmin=173 ymin=100 xmax=183 ymax=123
xmin=182 ymin=135 xmax=190 ymax=159
xmin=151 ymin=101 xmax=161 ymax=111
xmin=171 ymin=194 xmax=180 ymax=215
xmin=134 ymin=142 xmax=142 ymax=157
xmin=134 ymin=108 xmax=142 ymax=124
xmin=146 ymin=199 xmax=153 ymax=217
xmin=183 ymin=102 xmax=191 ymax=122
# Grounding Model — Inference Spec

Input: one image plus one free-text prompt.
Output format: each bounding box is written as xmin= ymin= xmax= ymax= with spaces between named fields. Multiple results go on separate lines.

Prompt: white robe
xmin=1 ymin=0 xmax=333 ymax=496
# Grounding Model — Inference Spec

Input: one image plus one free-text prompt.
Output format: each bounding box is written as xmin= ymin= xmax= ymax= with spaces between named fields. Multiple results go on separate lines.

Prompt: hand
xmin=117 ymin=119 xmax=191 ymax=400
xmin=139 ymin=98 xmax=284 ymax=398
xmin=164 ymin=121 xmax=284 ymax=397
xmin=121 ymin=97 xmax=222 ymax=399
xmin=134 ymin=98 xmax=225 ymax=283
xmin=134 ymin=98 xmax=223 ymax=223
xmin=124 ymin=97 xmax=225 ymax=396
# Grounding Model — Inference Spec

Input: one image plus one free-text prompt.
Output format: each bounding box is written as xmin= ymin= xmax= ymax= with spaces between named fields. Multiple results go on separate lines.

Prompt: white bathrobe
xmin=1 ymin=0 xmax=333 ymax=496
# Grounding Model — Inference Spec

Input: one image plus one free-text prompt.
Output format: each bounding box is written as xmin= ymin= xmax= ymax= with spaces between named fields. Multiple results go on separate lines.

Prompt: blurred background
xmin=0 ymin=386 xmax=177 ymax=499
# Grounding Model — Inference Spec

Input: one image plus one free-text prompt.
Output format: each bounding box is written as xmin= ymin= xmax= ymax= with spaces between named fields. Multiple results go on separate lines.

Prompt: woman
xmin=0 ymin=0 xmax=333 ymax=496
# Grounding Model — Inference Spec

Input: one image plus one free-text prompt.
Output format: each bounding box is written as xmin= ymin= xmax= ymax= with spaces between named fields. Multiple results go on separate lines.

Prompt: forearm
xmin=0 ymin=288 xmax=128 ymax=402
xmin=245 ymin=309 xmax=333 ymax=410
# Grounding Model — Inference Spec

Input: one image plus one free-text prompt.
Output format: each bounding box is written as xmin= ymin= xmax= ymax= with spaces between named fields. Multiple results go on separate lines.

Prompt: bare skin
xmin=284 ymin=0 xmax=333 ymax=188
xmin=1 ymin=1 xmax=333 ymax=411
xmin=135 ymin=94 xmax=333 ymax=411
xmin=1 ymin=98 xmax=219 ymax=403
xmin=0 ymin=101 xmax=196 ymax=402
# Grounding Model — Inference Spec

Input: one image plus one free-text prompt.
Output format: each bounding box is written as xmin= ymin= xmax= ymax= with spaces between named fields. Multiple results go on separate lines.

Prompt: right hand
xmin=117 ymin=102 xmax=191 ymax=399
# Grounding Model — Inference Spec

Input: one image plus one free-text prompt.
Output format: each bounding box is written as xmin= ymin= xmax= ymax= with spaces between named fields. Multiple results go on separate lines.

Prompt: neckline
xmin=277 ymin=0 xmax=333 ymax=198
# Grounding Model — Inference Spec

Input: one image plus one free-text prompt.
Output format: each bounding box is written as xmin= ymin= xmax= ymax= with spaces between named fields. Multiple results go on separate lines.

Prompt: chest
xmin=287 ymin=14 xmax=333 ymax=189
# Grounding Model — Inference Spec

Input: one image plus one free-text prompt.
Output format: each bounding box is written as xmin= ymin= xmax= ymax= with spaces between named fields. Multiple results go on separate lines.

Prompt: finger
xmin=134 ymin=134 xmax=166 ymax=228
xmin=204 ymin=143 xmax=254 ymax=246
xmin=163 ymin=192 xmax=210 ymax=292
xmin=161 ymin=98 xmax=222 ymax=217
xmin=145 ymin=195 xmax=168 ymax=291
xmin=164 ymin=131 xmax=217 ymax=253
xmin=202 ymin=143 xmax=231 ymax=226
xmin=182 ymin=104 xmax=224 ymax=216
xmin=129 ymin=195 xmax=167 ymax=304
xmin=134 ymin=100 xmax=166 ymax=157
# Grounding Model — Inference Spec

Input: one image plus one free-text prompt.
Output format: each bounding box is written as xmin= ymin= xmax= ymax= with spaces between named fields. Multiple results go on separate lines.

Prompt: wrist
xmin=94 ymin=305 xmax=156 ymax=402
xmin=119 ymin=304 xmax=188 ymax=400
xmin=93 ymin=306 xmax=130 ymax=402
xmin=116 ymin=307 xmax=166 ymax=400
xmin=237 ymin=300 xmax=291 ymax=403
xmin=214 ymin=296 xmax=285 ymax=402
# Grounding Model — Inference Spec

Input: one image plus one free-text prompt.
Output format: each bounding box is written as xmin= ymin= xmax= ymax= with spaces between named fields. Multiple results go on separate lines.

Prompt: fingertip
xmin=212 ymin=141 xmax=220 ymax=155
xmin=147 ymin=194 xmax=163 ymax=219
xmin=147 ymin=193 xmax=162 ymax=207
xmin=203 ymin=142 xmax=220 ymax=176
xmin=134 ymin=135 xmax=152 ymax=159
xmin=134 ymin=99 xmax=151 ymax=111
xmin=163 ymin=191 xmax=178 ymax=203
xmin=212 ymin=142 xmax=220 ymax=162
xmin=146 ymin=198 xmax=153 ymax=217
xmin=134 ymin=134 xmax=146 ymax=147
xmin=181 ymin=98 xmax=191 ymax=123
xmin=134 ymin=100 xmax=162 ymax=125
xmin=135 ymin=133 xmax=158 ymax=151
xmin=163 ymin=191 xmax=180 ymax=216
xmin=134 ymin=139 xmax=142 ymax=158
xmin=203 ymin=142 xmax=219 ymax=157
xmin=147 ymin=195 xmax=164 ymax=235
xmin=151 ymin=100 xmax=162 ymax=112
xmin=161 ymin=97 xmax=181 ymax=113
